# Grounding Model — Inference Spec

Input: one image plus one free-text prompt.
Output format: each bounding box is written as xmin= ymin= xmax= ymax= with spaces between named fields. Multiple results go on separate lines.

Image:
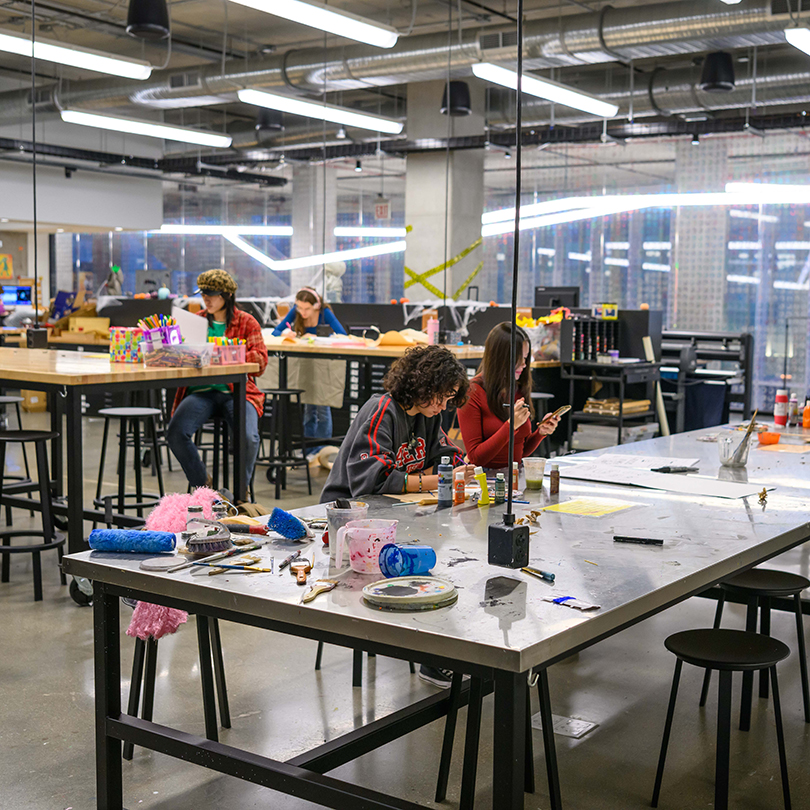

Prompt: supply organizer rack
xmin=561 ymin=359 xmax=661 ymax=449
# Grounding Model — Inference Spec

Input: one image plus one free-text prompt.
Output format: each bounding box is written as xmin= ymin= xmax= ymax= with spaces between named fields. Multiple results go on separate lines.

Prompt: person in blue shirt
xmin=272 ymin=287 xmax=347 ymax=456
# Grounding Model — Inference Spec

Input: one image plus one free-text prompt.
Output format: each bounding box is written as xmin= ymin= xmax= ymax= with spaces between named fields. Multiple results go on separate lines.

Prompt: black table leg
xmin=232 ymin=375 xmax=247 ymax=504
xmin=278 ymin=355 xmax=288 ymax=389
xmin=65 ymin=387 xmax=85 ymax=554
xmin=93 ymin=585 xmax=123 ymax=809
xmin=492 ymin=670 xmax=526 ymax=810
xmin=196 ymin=615 xmax=219 ymax=742
xmin=537 ymin=668 xmax=562 ymax=810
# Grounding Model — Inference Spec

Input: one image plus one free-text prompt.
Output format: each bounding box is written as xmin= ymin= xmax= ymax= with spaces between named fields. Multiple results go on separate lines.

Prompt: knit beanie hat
xmin=196 ymin=269 xmax=237 ymax=296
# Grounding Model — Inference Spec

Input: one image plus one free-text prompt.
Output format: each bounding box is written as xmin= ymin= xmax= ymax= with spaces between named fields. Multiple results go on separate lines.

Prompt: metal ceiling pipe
xmin=0 ymin=1 xmax=799 ymax=121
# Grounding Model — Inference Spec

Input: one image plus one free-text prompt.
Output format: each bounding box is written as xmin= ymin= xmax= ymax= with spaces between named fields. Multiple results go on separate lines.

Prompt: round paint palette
xmin=139 ymin=556 xmax=181 ymax=571
xmin=362 ymin=576 xmax=457 ymax=610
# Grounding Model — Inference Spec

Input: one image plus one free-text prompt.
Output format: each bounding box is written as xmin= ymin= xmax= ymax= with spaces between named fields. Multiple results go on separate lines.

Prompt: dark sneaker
xmin=418 ymin=665 xmax=453 ymax=688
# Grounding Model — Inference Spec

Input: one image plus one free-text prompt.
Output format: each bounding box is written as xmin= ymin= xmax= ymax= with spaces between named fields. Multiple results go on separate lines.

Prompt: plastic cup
xmin=335 ymin=519 xmax=397 ymax=574
xmin=523 ymin=457 xmax=547 ymax=490
xmin=326 ymin=501 xmax=368 ymax=563
xmin=378 ymin=543 xmax=437 ymax=578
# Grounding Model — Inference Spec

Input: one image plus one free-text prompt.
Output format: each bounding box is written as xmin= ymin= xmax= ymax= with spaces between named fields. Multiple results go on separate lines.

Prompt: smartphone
xmin=544 ymin=405 xmax=572 ymax=421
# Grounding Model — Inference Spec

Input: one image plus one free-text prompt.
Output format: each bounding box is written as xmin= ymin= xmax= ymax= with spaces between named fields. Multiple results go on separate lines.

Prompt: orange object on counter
xmin=803 ymin=400 xmax=810 ymax=429
xmin=758 ymin=432 xmax=780 ymax=445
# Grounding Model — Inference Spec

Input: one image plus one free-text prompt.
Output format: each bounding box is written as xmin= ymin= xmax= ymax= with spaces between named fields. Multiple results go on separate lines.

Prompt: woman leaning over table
xmin=458 ymin=322 xmax=560 ymax=470
xmin=167 ymin=269 xmax=268 ymax=496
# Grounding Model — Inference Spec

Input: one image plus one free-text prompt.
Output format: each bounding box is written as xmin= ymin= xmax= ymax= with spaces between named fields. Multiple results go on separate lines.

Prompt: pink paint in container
xmin=335 ymin=519 xmax=398 ymax=574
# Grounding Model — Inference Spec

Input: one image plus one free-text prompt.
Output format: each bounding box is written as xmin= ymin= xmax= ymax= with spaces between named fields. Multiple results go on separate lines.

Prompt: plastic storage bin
xmin=211 ymin=344 xmax=246 ymax=365
xmin=143 ymin=343 xmax=213 ymax=369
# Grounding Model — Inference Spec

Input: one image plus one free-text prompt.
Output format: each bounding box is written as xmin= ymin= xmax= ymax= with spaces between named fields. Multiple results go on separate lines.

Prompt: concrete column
xmin=404 ymin=80 xmax=485 ymax=302
xmin=672 ymin=140 xmax=728 ymax=330
xmin=626 ymin=210 xmax=643 ymax=311
xmin=291 ymin=163 xmax=337 ymax=292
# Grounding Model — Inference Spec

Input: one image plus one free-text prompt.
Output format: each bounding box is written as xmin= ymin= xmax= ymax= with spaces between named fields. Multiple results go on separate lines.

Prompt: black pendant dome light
xmin=699 ymin=51 xmax=735 ymax=92
xmin=441 ymin=81 xmax=472 ymax=116
xmin=126 ymin=0 xmax=171 ymax=40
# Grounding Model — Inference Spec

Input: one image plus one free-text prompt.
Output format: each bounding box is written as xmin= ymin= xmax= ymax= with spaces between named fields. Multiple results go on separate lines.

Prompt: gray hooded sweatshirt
xmin=320 ymin=393 xmax=460 ymax=503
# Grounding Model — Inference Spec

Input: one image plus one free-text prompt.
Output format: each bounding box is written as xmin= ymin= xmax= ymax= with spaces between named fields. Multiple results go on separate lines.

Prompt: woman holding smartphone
xmin=458 ymin=322 xmax=561 ymax=469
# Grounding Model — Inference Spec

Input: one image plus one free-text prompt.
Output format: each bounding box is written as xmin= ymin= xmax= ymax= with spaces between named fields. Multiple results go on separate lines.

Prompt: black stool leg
xmin=196 ymin=615 xmax=219 ymax=741
xmin=352 ymin=649 xmax=363 ymax=687
xmin=435 ymin=671 xmax=465 ymax=802
xmin=524 ymin=682 xmax=535 ymax=794
xmin=209 ymin=618 xmax=231 ymax=729
xmin=14 ymin=402 xmax=31 ymax=482
xmin=123 ymin=638 xmax=146 ymax=761
xmin=212 ymin=421 xmax=221 ymax=492
xmin=142 ymin=637 xmax=158 ymax=727
xmin=651 ymin=658 xmax=683 ymax=808
xmin=760 ymin=596 xmax=771 ymax=699
xmin=770 ymin=666 xmax=792 ymax=810
xmin=149 ymin=416 xmax=165 ymax=497
xmin=117 ymin=418 xmax=127 ymax=516
xmin=700 ymin=591 xmax=726 ymax=706
xmin=314 ymin=641 xmax=324 ymax=670
xmin=537 ymin=668 xmax=561 ymax=810
xmin=716 ymin=669 xmax=733 ymax=810
xmin=409 ymin=661 xmax=415 ymax=673
xmin=222 ymin=424 xmax=229 ymax=494
xmin=0 ymin=439 xmax=8 ymax=584
xmin=794 ymin=593 xmax=810 ymax=724
xmin=132 ymin=420 xmax=144 ymax=519
xmin=93 ymin=417 xmax=111 ymax=530
xmin=459 ymin=676 xmax=485 ymax=810
xmin=33 ymin=440 xmax=53 ymax=602
xmin=739 ymin=596 xmax=758 ymax=731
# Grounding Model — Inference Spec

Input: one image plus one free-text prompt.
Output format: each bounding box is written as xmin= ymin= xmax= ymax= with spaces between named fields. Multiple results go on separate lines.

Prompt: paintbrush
xmin=192 ymin=561 xmax=274 ymax=573
xmin=730 ymin=408 xmax=758 ymax=465
xmin=166 ymin=540 xmax=266 ymax=573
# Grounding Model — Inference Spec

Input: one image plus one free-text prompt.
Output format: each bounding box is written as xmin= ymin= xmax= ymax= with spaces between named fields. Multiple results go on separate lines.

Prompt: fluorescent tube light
xmin=719 ymin=1 xmax=742 ymax=5
xmin=60 ymin=110 xmax=232 ymax=148
xmin=568 ymin=252 xmax=592 ymax=262
xmin=775 ymin=241 xmax=810 ymax=250
xmin=0 ymin=27 xmax=152 ymax=80
xmin=729 ymin=210 xmax=778 ymax=223
xmin=334 ymin=227 xmax=407 ymax=237
xmin=786 ymin=25 xmax=810 ymax=57
xmin=536 ymin=247 xmax=556 ymax=256
xmin=237 ymin=89 xmax=403 ymax=135
xmin=774 ymin=280 xmax=810 ymax=290
xmin=604 ymin=257 xmax=629 ymax=267
xmin=726 ymin=274 xmax=760 ymax=284
xmin=642 ymin=262 xmax=671 ymax=272
xmin=154 ymin=224 xmax=292 ymax=236
xmin=643 ymin=241 xmax=672 ymax=250
xmin=472 ymin=62 xmax=619 ymax=118
xmin=229 ymin=0 xmax=398 ymax=48
xmin=605 ymin=241 xmax=629 ymax=250
xmin=727 ymin=241 xmax=761 ymax=250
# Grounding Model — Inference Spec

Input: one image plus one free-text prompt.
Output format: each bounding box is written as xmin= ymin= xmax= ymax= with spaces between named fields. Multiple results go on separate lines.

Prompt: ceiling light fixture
xmin=334 ymin=227 xmax=406 ymax=237
xmin=237 ymin=88 xmax=403 ymax=134
xmin=785 ymin=24 xmax=810 ymax=57
xmin=355 ymin=160 xmax=362 ymax=172
xmin=471 ymin=62 xmax=619 ymax=118
xmin=229 ymin=0 xmax=398 ymax=48
xmin=153 ymin=224 xmax=292 ymax=236
xmin=0 ymin=27 xmax=152 ymax=79
xmin=691 ymin=133 xmax=700 ymax=146
xmin=126 ymin=0 xmax=170 ymax=40
xmin=60 ymin=109 xmax=232 ymax=148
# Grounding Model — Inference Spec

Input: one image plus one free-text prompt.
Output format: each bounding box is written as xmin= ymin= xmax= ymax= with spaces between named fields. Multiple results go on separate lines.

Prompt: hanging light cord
xmin=31 ymin=0 xmax=39 ymax=318
xmin=505 ymin=0 xmax=524 ymax=521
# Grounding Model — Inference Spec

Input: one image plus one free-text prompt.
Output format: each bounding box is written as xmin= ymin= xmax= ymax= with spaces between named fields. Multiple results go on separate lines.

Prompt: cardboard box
xmin=21 ymin=390 xmax=47 ymax=413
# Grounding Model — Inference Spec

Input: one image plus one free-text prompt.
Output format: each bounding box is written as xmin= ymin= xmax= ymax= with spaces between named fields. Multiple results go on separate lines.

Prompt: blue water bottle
xmin=437 ymin=455 xmax=453 ymax=507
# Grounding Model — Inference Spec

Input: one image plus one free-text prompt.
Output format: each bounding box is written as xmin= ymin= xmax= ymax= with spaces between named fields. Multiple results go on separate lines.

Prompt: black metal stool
xmin=94 ymin=407 xmax=165 ymax=520
xmin=700 ymin=569 xmax=810 ymax=727
xmin=314 ymin=643 xmax=415 ymax=687
xmin=123 ymin=614 xmax=230 ymax=760
xmin=193 ymin=416 xmax=256 ymax=502
xmin=0 ymin=395 xmax=34 ymax=519
xmin=0 ymin=430 xmax=66 ymax=601
xmin=259 ymin=388 xmax=311 ymax=499
xmin=652 ymin=628 xmax=791 ymax=810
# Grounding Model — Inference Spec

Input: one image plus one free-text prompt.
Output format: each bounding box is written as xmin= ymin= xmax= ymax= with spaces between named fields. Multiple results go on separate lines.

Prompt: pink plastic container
xmin=335 ymin=519 xmax=398 ymax=574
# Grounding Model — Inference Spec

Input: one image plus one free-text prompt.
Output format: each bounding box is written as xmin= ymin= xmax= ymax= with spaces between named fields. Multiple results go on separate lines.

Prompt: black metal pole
xmin=504 ymin=0 xmax=524 ymax=524
xmin=31 ymin=0 xmax=40 ymax=318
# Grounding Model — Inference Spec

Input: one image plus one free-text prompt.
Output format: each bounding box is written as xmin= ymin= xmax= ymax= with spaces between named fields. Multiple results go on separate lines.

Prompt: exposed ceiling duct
xmin=0 ymin=0 xmax=801 ymax=126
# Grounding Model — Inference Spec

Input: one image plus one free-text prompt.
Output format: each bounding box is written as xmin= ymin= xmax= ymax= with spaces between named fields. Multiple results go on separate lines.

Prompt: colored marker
xmin=613 ymin=536 xmax=664 ymax=546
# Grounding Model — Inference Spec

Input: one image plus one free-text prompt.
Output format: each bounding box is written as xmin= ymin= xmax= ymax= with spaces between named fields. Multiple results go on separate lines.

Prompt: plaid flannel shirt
xmin=172 ymin=308 xmax=268 ymax=417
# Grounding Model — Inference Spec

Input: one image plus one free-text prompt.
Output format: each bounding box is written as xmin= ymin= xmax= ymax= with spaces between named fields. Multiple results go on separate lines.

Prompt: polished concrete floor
xmin=2 ymin=412 xmax=810 ymax=809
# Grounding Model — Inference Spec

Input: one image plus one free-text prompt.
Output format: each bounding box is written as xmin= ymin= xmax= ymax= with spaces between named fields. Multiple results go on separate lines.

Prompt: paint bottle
xmin=803 ymin=400 xmax=810 ymax=430
xmin=774 ymin=389 xmax=789 ymax=428
xmin=453 ymin=471 xmax=465 ymax=505
xmin=549 ymin=464 xmax=560 ymax=496
xmin=437 ymin=456 xmax=453 ymax=507
xmin=494 ymin=473 xmax=506 ymax=504
xmin=474 ymin=466 xmax=490 ymax=506
xmin=788 ymin=394 xmax=800 ymax=428
xmin=427 ymin=317 xmax=439 ymax=345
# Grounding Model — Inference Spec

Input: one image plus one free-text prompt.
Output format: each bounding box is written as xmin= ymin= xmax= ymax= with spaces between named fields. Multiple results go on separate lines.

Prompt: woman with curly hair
xmin=320 ymin=345 xmax=476 ymax=503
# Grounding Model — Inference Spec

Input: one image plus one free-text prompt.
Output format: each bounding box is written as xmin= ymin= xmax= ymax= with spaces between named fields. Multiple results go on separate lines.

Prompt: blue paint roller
xmin=89 ymin=529 xmax=176 ymax=553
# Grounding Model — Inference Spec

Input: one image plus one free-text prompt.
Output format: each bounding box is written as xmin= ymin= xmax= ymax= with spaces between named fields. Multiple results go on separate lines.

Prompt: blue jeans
xmin=167 ymin=391 xmax=260 ymax=491
xmin=303 ymin=404 xmax=332 ymax=454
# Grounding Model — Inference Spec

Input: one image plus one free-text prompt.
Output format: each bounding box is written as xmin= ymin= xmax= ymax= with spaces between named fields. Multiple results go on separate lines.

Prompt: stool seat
xmin=722 ymin=569 xmax=810 ymax=597
xmin=0 ymin=395 xmax=24 ymax=404
xmin=260 ymin=387 xmax=306 ymax=396
xmin=0 ymin=430 xmax=59 ymax=443
xmin=99 ymin=407 xmax=162 ymax=418
xmin=666 ymin=628 xmax=790 ymax=672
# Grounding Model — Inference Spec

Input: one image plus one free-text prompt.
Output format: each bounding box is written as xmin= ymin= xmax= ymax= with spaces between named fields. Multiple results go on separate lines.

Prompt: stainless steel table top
xmin=64 ymin=426 xmax=810 ymax=673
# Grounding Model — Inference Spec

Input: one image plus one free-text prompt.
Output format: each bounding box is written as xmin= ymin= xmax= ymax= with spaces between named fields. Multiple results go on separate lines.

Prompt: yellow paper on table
xmin=542 ymin=497 xmax=637 ymax=517
xmin=758 ymin=444 xmax=810 ymax=454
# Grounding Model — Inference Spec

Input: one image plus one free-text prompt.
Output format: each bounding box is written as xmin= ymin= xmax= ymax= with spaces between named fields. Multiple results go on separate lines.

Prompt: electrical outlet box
xmin=487 ymin=522 xmax=530 ymax=568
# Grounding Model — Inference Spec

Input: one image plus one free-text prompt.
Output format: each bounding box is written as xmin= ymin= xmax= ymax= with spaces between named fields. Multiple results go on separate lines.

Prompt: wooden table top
xmin=0 ymin=348 xmax=259 ymax=386
xmin=531 ymin=360 xmax=562 ymax=369
xmin=264 ymin=335 xmax=485 ymax=359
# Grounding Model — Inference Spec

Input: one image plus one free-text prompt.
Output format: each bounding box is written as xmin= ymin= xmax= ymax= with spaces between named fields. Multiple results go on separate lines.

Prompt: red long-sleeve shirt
xmin=457 ymin=377 xmax=543 ymax=468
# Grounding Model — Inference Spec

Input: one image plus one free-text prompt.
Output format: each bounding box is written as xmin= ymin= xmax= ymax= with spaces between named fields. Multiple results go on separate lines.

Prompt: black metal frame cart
xmin=0 ymin=348 xmax=258 ymax=554
xmin=64 ymin=429 xmax=810 ymax=809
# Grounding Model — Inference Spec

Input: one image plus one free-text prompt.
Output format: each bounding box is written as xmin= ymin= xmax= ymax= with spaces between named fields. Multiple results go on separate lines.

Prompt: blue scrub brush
xmin=266 ymin=508 xmax=312 ymax=541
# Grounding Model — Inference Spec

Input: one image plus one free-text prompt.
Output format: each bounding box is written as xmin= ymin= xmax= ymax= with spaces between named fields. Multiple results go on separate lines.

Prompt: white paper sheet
xmin=582 ymin=453 xmax=701 ymax=470
xmin=173 ymin=307 xmax=209 ymax=344
xmin=557 ymin=461 xmax=768 ymax=499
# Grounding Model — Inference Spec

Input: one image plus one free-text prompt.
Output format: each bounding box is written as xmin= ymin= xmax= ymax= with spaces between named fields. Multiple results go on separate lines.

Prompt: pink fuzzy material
xmin=126 ymin=601 xmax=188 ymax=641
xmin=132 ymin=487 xmax=219 ymax=640
xmin=144 ymin=487 xmax=219 ymax=533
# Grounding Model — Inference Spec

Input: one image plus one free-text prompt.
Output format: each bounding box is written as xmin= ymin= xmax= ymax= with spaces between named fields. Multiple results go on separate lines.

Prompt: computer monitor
xmin=534 ymin=286 xmax=580 ymax=309
xmin=1 ymin=285 xmax=32 ymax=306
